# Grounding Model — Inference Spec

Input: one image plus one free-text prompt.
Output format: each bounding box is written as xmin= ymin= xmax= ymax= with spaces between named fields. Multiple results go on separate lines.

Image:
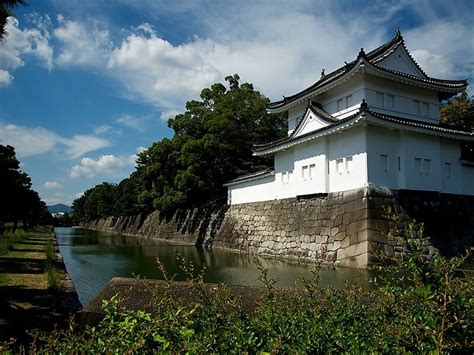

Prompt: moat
xmin=56 ymin=227 xmax=373 ymax=306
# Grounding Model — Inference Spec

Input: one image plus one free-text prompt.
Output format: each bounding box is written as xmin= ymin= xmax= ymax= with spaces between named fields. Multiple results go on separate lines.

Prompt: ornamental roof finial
xmin=360 ymin=99 xmax=368 ymax=112
xmin=320 ymin=68 xmax=325 ymax=79
xmin=358 ymin=48 xmax=366 ymax=59
xmin=395 ymin=27 xmax=402 ymax=39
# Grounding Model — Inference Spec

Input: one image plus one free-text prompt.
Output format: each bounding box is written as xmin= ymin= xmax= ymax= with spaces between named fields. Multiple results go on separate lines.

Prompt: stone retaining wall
xmin=81 ymin=185 xmax=474 ymax=269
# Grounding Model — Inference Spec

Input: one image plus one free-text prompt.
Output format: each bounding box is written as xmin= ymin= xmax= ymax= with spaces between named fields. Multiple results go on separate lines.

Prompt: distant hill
xmin=47 ymin=204 xmax=72 ymax=214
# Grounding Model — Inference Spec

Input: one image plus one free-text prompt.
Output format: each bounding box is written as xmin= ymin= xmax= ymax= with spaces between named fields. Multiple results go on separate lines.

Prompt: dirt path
xmin=0 ymin=232 xmax=81 ymax=348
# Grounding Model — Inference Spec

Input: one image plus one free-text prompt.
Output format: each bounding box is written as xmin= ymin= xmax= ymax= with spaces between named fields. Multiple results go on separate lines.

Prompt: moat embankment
xmin=81 ymin=185 xmax=474 ymax=269
xmin=0 ymin=230 xmax=82 ymax=346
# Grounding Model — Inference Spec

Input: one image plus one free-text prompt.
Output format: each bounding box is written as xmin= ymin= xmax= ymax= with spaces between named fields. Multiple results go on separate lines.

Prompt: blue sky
xmin=0 ymin=0 xmax=472 ymax=206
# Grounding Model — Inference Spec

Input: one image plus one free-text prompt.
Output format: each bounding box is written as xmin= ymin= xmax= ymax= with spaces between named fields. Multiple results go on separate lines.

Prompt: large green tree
xmin=0 ymin=144 xmax=50 ymax=229
xmin=138 ymin=74 xmax=286 ymax=212
xmin=72 ymin=75 xmax=287 ymax=221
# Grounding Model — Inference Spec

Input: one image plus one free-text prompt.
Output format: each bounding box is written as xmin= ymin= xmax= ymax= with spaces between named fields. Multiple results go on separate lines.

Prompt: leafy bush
xmin=5 ymin=217 xmax=473 ymax=353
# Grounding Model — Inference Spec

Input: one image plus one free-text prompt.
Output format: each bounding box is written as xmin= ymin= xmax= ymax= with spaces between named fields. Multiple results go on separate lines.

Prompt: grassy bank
xmin=0 ymin=227 xmax=80 ymax=349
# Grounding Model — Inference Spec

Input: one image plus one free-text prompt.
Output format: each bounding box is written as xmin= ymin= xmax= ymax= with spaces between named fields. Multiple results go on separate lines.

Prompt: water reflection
xmin=55 ymin=227 xmax=373 ymax=306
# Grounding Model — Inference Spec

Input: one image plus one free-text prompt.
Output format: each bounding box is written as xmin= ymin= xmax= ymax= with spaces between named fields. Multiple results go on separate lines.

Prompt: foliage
xmin=26 ymin=236 xmax=473 ymax=353
xmin=440 ymin=91 xmax=474 ymax=132
xmin=72 ymin=75 xmax=287 ymax=220
xmin=0 ymin=145 xmax=52 ymax=230
xmin=0 ymin=229 xmax=28 ymax=255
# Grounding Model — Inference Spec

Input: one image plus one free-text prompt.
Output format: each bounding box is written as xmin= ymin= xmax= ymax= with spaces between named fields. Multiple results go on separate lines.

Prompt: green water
xmin=55 ymin=227 xmax=373 ymax=306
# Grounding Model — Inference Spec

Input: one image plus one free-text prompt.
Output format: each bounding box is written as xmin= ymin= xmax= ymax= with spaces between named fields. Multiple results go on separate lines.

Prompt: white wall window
xmin=421 ymin=102 xmax=429 ymax=116
xmin=398 ymin=156 xmax=401 ymax=171
xmin=376 ymin=92 xmax=384 ymax=108
xmin=337 ymin=98 xmax=344 ymax=111
xmin=444 ymin=162 xmax=451 ymax=179
xmin=309 ymin=164 xmax=316 ymax=178
xmin=336 ymin=158 xmax=344 ymax=174
xmin=423 ymin=159 xmax=431 ymax=175
xmin=380 ymin=154 xmax=388 ymax=172
xmin=386 ymin=94 xmax=395 ymax=109
xmin=346 ymin=156 xmax=353 ymax=172
xmin=415 ymin=158 xmax=422 ymax=174
xmin=302 ymin=165 xmax=308 ymax=180
xmin=345 ymin=95 xmax=352 ymax=108
xmin=281 ymin=171 xmax=286 ymax=183
xmin=413 ymin=100 xmax=420 ymax=115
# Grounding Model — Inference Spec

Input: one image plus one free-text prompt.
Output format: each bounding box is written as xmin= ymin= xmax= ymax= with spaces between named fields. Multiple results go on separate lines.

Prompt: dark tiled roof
xmin=254 ymin=103 xmax=474 ymax=155
xmin=268 ymin=31 xmax=467 ymax=110
xmin=254 ymin=108 xmax=363 ymax=153
xmin=366 ymin=109 xmax=474 ymax=137
xmin=225 ymin=168 xmax=274 ymax=185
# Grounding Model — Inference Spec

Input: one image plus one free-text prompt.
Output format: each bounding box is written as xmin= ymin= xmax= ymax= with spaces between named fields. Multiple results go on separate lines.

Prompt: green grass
xmin=0 ymin=230 xmax=30 ymax=255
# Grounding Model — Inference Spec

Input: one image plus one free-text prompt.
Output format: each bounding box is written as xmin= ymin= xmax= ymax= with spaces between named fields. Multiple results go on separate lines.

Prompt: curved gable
xmin=377 ymin=45 xmax=426 ymax=78
xmin=293 ymin=108 xmax=331 ymax=138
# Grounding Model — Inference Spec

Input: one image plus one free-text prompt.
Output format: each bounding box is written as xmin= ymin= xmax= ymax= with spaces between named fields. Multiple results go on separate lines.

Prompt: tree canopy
xmin=73 ymin=75 xmax=287 ymax=221
xmin=0 ymin=0 xmax=27 ymax=40
xmin=0 ymin=144 xmax=50 ymax=229
xmin=440 ymin=91 xmax=474 ymax=131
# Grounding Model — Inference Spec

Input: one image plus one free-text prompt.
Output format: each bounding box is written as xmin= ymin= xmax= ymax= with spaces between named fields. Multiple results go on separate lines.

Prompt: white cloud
xmin=61 ymin=135 xmax=111 ymax=159
xmin=70 ymin=154 xmax=133 ymax=178
xmin=0 ymin=124 xmax=59 ymax=157
xmin=116 ymin=114 xmax=147 ymax=131
xmin=0 ymin=70 xmax=13 ymax=86
xmin=0 ymin=16 xmax=53 ymax=84
xmin=44 ymin=181 xmax=62 ymax=189
xmin=93 ymin=124 xmax=113 ymax=134
xmin=0 ymin=123 xmax=110 ymax=158
xmin=53 ymin=15 xmax=112 ymax=67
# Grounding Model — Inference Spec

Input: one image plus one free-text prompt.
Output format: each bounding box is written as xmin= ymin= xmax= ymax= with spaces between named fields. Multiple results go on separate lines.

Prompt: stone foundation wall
xmin=81 ymin=185 xmax=474 ymax=269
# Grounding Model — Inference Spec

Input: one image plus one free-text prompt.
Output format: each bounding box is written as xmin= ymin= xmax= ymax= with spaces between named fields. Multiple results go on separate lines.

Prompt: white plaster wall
xmin=366 ymin=126 xmax=402 ymax=189
xmin=227 ymin=175 xmax=277 ymax=205
xmin=327 ymin=127 xmax=368 ymax=192
xmin=440 ymin=139 xmax=474 ymax=195
xmin=318 ymin=77 xmax=365 ymax=119
xmin=293 ymin=140 xmax=327 ymax=195
xmin=363 ymin=76 xmax=439 ymax=123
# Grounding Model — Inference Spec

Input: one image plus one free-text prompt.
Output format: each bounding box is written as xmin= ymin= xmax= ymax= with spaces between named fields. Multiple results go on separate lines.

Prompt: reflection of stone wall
xmin=81 ymin=185 xmax=474 ymax=269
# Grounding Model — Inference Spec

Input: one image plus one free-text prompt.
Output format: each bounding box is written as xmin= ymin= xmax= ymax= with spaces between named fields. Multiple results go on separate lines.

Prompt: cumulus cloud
xmin=0 ymin=123 xmax=110 ymax=158
xmin=53 ymin=15 xmax=112 ymax=67
xmin=0 ymin=70 xmax=13 ymax=86
xmin=0 ymin=16 xmax=53 ymax=84
xmin=70 ymin=154 xmax=133 ymax=178
xmin=44 ymin=181 xmax=62 ymax=189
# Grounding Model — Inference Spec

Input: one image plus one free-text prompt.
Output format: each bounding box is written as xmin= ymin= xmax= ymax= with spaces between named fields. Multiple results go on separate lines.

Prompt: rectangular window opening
xmin=413 ymin=100 xmax=420 ymax=115
xmin=376 ymin=92 xmax=384 ymax=108
xmin=337 ymin=98 xmax=344 ymax=112
xmin=415 ymin=158 xmax=422 ymax=174
xmin=346 ymin=156 xmax=353 ymax=172
xmin=309 ymin=164 xmax=316 ymax=178
xmin=398 ymin=156 xmax=401 ymax=171
xmin=387 ymin=94 xmax=395 ymax=109
xmin=423 ymin=159 xmax=431 ymax=175
xmin=302 ymin=165 xmax=308 ymax=180
xmin=336 ymin=158 xmax=344 ymax=174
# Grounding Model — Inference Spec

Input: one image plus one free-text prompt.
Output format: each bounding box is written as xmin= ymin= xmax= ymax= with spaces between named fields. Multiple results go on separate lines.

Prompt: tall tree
xmin=0 ymin=144 xmax=49 ymax=229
